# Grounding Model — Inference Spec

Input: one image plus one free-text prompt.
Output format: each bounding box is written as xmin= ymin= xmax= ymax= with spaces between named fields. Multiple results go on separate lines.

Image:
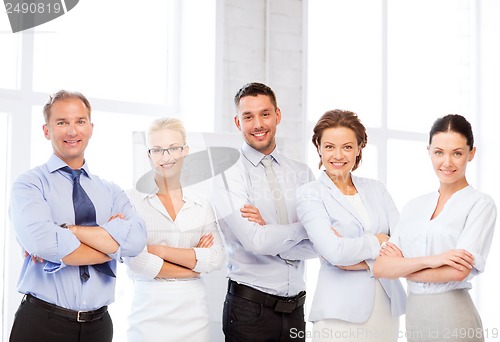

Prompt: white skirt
xmin=312 ymin=281 xmax=399 ymax=342
xmin=127 ymin=279 xmax=210 ymax=342
xmin=406 ymin=289 xmax=483 ymax=342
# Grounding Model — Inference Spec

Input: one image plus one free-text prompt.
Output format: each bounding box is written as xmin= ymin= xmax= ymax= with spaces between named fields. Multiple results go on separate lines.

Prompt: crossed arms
xmin=373 ymin=242 xmax=474 ymax=282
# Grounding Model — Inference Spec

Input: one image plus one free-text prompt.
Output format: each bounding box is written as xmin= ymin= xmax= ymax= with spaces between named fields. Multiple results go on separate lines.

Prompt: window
xmin=0 ymin=23 xmax=19 ymax=89
xmin=0 ymin=114 xmax=10 ymax=341
xmin=307 ymin=1 xmax=498 ymax=341
xmin=32 ymin=0 xmax=170 ymax=105
xmin=1 ymin=1 xmax=217 ymax=340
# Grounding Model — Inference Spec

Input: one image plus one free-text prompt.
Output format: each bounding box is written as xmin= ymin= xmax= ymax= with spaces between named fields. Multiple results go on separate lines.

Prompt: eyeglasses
xmin=148 ymin=145 xmax=187 ymax=157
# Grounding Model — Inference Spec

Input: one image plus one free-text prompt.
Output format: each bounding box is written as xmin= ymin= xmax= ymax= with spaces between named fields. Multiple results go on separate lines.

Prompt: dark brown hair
xmin=312 ymin=109 xmax=367 ymax=171
xmin=429 ymin=114 xmax=474 ymax=150
xmin=234 ymin=82 xmax=278 ymax=110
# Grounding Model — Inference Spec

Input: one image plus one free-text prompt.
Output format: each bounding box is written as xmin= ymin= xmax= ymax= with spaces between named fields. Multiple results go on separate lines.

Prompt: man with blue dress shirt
xmin=212 ymin=82 xmax=316 ymax=341
xmin=9 ymin=90 xmax=146 ymax=342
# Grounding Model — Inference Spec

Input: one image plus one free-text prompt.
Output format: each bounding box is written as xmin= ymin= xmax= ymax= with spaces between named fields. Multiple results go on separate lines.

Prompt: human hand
xmin=330 ymin=227 xmax=342 ymax=237
xmin=429 ymin=249 xmax=474 ymax=271
xmin=196 ymin=234 xmax=214 ymax=248
xmin=109 ymin=213 xmax=125 ymax=221
xmin=337 ymin=261 xmax=369 ymax=271
xmin=379 ymin=241 xmax=403 ymax=257
xmin=24 ymin=250 xmax=44 ymax=263
xmin=376 ymin=233 xmax=390 ymax=245
xmin=240 ymin=204 xmax=266 ymax=225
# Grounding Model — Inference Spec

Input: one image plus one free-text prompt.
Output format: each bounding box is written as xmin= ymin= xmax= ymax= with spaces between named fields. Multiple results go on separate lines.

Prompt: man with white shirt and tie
xmin=9 ymin=90 xmax=146 ymax=342
xmin=212 ymin=82 xmax=316 ymax=341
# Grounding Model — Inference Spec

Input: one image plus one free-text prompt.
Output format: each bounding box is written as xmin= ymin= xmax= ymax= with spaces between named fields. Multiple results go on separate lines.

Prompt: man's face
xmin=234 ymin=94 xmax=281 ymax=155
xmin=43 ymin=98 xmax=93 ymax=169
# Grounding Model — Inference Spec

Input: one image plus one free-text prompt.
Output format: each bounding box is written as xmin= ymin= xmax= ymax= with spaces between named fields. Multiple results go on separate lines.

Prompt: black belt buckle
xmin=274 ymin=299 xmax=296 ymax=313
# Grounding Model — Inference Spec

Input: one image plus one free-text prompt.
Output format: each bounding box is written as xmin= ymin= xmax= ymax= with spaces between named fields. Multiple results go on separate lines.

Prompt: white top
xmin=390 ymin=185 xmax=497 ymax=294
xmin=345 ymin=193 xmax=371 ymax=233
xmin=124 ymin=187 xmax=225 ymax=281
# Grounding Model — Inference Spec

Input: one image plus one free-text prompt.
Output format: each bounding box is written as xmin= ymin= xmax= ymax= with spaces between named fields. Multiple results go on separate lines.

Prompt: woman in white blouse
xmin=295 ymin=110 xmax=406 ymax=342
xmin=125 ymin=118 xmax=225 ymax=342
xmin=374 ymin=114 xmax=497 ymax=342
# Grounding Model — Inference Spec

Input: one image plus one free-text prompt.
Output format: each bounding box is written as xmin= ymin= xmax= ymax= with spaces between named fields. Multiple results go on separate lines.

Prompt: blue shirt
xmin=212 ymin=143 xmax=316 ymax=297
xmin=10 ymin=154 xmax=146 ymax=311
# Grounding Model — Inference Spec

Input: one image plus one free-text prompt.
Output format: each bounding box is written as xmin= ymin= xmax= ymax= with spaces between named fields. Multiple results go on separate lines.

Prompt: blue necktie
xmin=61 ymin=167 xmax=116 ymax=281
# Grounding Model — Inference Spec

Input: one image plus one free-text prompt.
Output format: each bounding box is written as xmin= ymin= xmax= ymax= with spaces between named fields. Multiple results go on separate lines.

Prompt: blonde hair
xmin=147 ymin=117 xmax=187 ymax=145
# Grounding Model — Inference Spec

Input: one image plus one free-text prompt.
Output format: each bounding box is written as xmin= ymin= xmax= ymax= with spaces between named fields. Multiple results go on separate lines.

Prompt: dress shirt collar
xmin=135 ymin=177 xmax=202 ymax=207
xmin=241 ymin=142 xmax=283 ymax=167
xmin=47 ymin=154 xmax=91 ymax=178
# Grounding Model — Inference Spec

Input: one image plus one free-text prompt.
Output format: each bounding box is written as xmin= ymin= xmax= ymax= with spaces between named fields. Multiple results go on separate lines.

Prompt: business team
xmin=8 ymin=85 xmax=496 ymax=342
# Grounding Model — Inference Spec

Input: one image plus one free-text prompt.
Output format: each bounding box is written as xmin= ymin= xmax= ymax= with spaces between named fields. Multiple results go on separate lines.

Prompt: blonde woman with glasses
xmin=125 ymin=118 xmax=225 ymax=342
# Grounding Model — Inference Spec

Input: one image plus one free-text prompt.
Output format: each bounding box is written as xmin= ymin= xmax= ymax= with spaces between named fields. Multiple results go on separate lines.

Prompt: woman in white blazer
xmin=374 ymin=114 xmax=496 ymax=342
xmin=296 ymin=110 xmax=406 ymax=342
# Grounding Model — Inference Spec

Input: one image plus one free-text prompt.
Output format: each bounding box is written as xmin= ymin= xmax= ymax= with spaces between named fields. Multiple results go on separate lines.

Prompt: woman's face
xmin=319 ymin=126 xmax=360 ymax=180
xmin=147 ymin=128 xmax=188 ymax=180
xmin=428 ymin=131 xmax=475 ymax=187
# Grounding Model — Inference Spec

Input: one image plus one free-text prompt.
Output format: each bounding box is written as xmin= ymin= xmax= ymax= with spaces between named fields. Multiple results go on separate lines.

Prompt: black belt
xmin=23 ymin=294 xmax=108 ymax=323
xmin=228 ymin=280 xmax=306 ymax=314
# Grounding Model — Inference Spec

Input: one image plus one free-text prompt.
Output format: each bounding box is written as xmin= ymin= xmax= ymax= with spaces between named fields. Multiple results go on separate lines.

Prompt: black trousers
xmin=9 ymin=297 xmax=113 ymax=342
xmin=223 ymin=292 xmax=306 ymax=342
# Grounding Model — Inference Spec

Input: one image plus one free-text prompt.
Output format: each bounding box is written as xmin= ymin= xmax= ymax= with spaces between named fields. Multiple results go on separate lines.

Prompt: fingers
xmin=240 ymin=205 xmax=265 ymax=225
xmin=29 ymin=254 xmax=44 ymax=263
xmin=240 ymin=205 xmax=258 ymax=216
xmin=330 ymin=227 xmax=342 ymax=237
xmin=197 ymin=234 xmax=214 ymax=248
xmin=33 ymin=256 xmax=44 ymax=263
xmin=109 ymin=213 xmax=126 ymax=221
xmin=379 ymin=242 xmax=403 ymax=257
xmin=447 ymin=250 xmax=475 ymax=270
xmin=376 ymin=233 xmax=390 ymax=245
xmin=336 ymin=261 xmax=368 ymax=271
xmin=432 ymin=249 xmax=475 ymax=270
xmin=24 ymin=250 xmax=44 ymax=263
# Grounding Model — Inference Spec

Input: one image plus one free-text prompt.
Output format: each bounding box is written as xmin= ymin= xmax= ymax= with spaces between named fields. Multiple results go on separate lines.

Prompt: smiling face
xmin=319 ymin=127 xmax=361 ymax=180
xmin=43 ymin=98 xmax=93 ymax=169
xmin=428 ymin=131 xmax=475 ymax=189
xmin=147 ymin=128 xmax=188 ymax=181
xmin=234 ymin=94 xmax=281 ymax=155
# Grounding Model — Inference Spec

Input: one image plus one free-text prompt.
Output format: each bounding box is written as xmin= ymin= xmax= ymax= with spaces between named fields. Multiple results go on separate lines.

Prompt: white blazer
xmin=297 ymin=171 xmax=406 ymax=323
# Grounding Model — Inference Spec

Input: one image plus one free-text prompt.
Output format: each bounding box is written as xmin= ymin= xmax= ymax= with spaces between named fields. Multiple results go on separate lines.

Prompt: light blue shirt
xmin=212 ymin=143 xmax=316 ymax=297
xmin=10 ymin=154 xmax=146 ymax=311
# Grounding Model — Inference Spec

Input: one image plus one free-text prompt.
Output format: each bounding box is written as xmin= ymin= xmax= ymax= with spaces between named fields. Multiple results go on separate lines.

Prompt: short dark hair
xmin=312 ymin=109 xmax=368 ymax=171
xmin=43 ymin=90 xmax=92 ymax=123
xmin=234 ymin=82 xmax=278 ymax=110
xmin=429 ymin=114 xmax=474 ymax=150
